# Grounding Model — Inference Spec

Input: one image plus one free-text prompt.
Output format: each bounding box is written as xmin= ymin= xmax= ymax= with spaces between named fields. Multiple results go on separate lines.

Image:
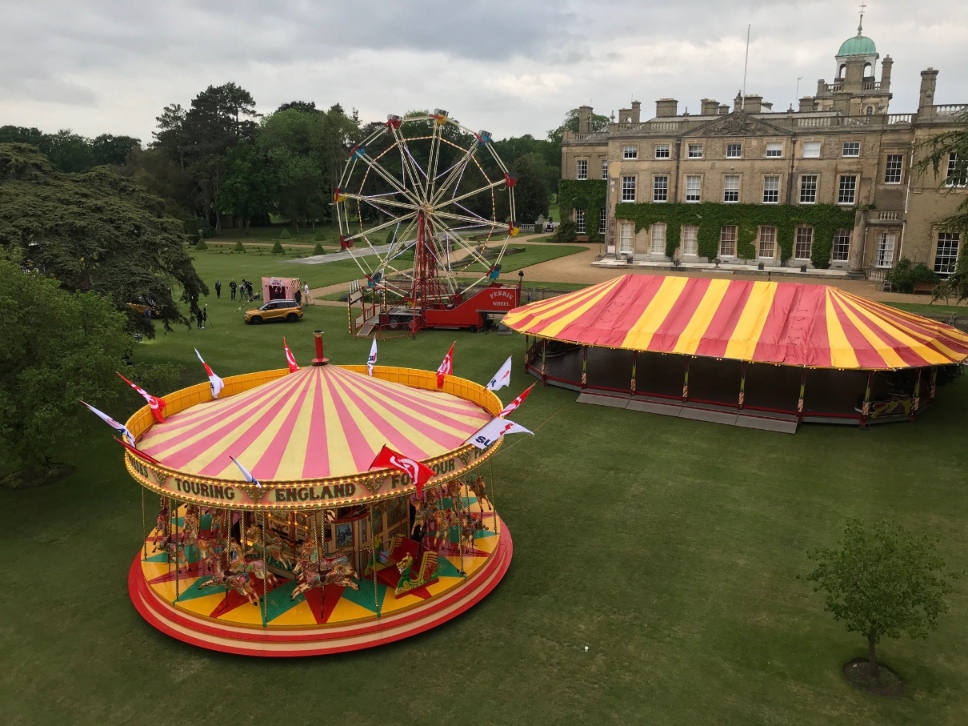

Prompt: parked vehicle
xmin=244 ymin=299 xmax=303 ymax=325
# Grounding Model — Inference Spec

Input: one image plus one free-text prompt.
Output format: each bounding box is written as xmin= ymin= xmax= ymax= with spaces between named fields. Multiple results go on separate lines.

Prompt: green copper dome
xmin=838 ymin=35 xmax=876 ymax=56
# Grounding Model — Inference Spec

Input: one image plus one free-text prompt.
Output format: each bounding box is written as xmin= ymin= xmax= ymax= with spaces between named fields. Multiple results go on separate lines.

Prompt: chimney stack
xmin=700 ymin=98 xmax=719 ymax=115
xmin=918 ymin=68 xmax=939 ymax=118
xmin=655 ymin=98 xmax=678 ymax=117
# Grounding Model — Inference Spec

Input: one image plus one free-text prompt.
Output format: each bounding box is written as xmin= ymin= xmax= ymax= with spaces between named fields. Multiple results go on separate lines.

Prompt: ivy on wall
xmin=613 ymin=202 xmax=856 ymax=268
xmin=557 ymin=179 xmax=607 ymax=243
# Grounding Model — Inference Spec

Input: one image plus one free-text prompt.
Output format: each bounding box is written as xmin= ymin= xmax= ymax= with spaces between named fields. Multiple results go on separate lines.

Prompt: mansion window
xmin=762 ymin=175 xmax=779 ymax=204
xmin=802 ymin=141 xmax=822 ymax=159
xmin=655 ymin=143 xmax=671 ymax=159
xmin=838 ymin=175 xmax=857 ymax=205
xmin=934 ymin=232 xmax=960 ymax=274
xmin=621 ymin=176 xmax=636 ymax=201
xmin=947 ymin=153 xmax=967 ymax=187
xmin=575 ymin=208 xmax=585 ymax=234
xmin=623 ymin=145 xmax=638 ymax=160
xmin=576 ymin=159 xmax=587 ymax=180
xmin=619 ymin=222 xmax=634 ymax=254
xmin=599 ymin=208 xmax=607 ymax=234
xmin=685 ymin=175 xmax=701 ymax=202
xmin=723 ymin=175 xmax=740 ymax=203
xmin=884 ymin=154 xmax=903 ymax=184
xmin=842 ymin=141 xmax=861 ymax=157
xmin=758 ymin=226 xmax=776 ymax=259
xmin=799 ymin=175 xmax=818 ymax=204
xmin=688 ymin=144 xmax=703 ymax=159
xmin=651 ymin=223 xmax=667 ymax=255
xmin=766 ymin=142 xmax=783 ymax=158
xmin=726 ymin=143 xmax=742 ymax=158
xmin=794 ymin=225 xmax=814 ymax=260
xmin=832 ymin=229 xmax=851 ymax=261
xmin=681 ymin=225 xmax=699 ymax=256
xmin=719 ymin=225 xmax=737 ymax=257
xmin=601 ymin=158 xmax=609 ymax=179
xmin=875 ymin=232 xmax=896 ymax=268
xmin=653 ymin=175 xmax=669 ymax=202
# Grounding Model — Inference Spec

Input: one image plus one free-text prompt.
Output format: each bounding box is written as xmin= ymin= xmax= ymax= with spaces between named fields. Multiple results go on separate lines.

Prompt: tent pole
xmin=929 ymin=367 xmax=938 ymax=403
xmin=631 ymin=351 xmax=637 ymax=394
xmin=797 ymin=369 xmax=807 ymax=422
xmin=540 ymin=340 xmax=548 ymax=384
xmin=738 ymin=363 xmax=747 ymax=410
xmin=860 ymin=371 xmax=873 ymax=428
xmin=581 ymin=346 xmax=587 ymax=389
xmin=682 ymin=358 xmax=690 ymax=401
xmin=911 ymin=367 xmax=923 ymax=419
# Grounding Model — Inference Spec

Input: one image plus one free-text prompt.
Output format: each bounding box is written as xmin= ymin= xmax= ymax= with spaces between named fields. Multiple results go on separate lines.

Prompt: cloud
xmin=0 ymin=0 xmax=965 ymax=142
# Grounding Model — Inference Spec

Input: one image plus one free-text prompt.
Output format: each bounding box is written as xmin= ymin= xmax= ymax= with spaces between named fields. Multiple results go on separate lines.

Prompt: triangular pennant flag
xmin=283 ymin=337 xmax=299 ymax=373
xmin=436 ymin=341 xmax=455 ymax=388
xmin=80 ymin=400 xmax=135 ymax=446
xmin=115 ymin=437 xmax=162 ymax=466
xmin=367 ymin=337 xmax=378 ymax=377
xmin=369 ymin=444 xmax=435 ymax=494
xmin=498 ymin=383 xmax=535 ymax=418
xmin=116 ymin=372 xmax=167 ymax=423
xmin=195 ymin=349 xmax=225 ymax=399
xmin=486 ymin=356 xmax=512 ymax=391
xmin=229 ymin=455 xmax=261 ymax=488
xmin=467 ymin=417 xmax=534 ymax=450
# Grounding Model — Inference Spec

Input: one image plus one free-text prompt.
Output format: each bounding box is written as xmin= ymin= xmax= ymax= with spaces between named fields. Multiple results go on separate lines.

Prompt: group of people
xmin=223 ymin=279 xmax=255 ymax=302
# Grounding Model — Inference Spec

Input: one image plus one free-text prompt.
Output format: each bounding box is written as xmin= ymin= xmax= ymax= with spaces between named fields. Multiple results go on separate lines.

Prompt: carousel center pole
xmin=261 ymin=511 xmax=268 ymax=629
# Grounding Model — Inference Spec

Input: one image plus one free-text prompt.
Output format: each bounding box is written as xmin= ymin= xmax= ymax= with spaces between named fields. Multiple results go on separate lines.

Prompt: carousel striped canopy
xmin=137 ymin=365 xmax=492 ymax=482
xmin=503 ymin=275 xmax=968 ymax=370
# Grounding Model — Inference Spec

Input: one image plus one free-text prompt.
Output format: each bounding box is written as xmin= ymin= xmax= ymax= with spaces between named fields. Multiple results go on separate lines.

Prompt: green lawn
xmin=4 ymin=274 xmax=968 ymax=722
xmin=886 ymin=301 xmax=968 ymax=319
xmin=187 ymin=248 xmax=376 ymax=295
xmin=465 ymin=243 xmax=586 ymax=273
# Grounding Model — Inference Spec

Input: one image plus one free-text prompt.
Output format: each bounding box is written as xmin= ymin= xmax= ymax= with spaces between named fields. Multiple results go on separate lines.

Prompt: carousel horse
xmin=290 ymin=545 xmax=358 ymax=600
xmin=198 ymin=553 xmax=264 ymax=605
xmin=411 ymin=499 xmax=431 ymax=536
xmin=466 ymin=475 xmax=492 ymax=510
xmin=182 ymin=505 xmax=200 ymax=549
xmin=153 ymin=532 xmax=187 ymax=567
xmin=154 ymin=500 xmax=171 ymax=534
xmin=432 ymin=507 xmax=457 ymax=548
xmin=459 ymin=512 xmax=488 ymax=550
xmin=244 ymin=523 xmax=295 ymax=567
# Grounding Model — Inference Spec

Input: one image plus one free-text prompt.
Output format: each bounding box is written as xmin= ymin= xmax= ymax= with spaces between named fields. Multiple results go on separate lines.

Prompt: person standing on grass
xmin=303 ymin=282 xmax=310 ymax=304
xmin=215 ymin=280 xmax=222 ymax=299
xmin=230 ymin=279 xmax=237 ymax=301
xmin=240 ymin=279 xmax=248 ymax=302
xmin=294 ymin=288 xmax=302 ymax=306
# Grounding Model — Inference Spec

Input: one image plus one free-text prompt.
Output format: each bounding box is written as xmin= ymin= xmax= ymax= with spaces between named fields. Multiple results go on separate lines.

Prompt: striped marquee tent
xmin=504 ymin=275 xmax=968 ymax=427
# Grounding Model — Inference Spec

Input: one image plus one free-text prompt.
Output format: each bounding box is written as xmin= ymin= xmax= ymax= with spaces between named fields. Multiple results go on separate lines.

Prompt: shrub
xmin=886 ymin=258 xmax=938 ymax=293
xmin=552 ymin=221 xmax=577 ymax=243
xmin=312 ymin=242 xmax=325 ymax=256
xmin=270 ymin=240 xmax=284 ymax=254
xmin=314 ymin=231 xmax=327 ymax=242
xmin=194 ymin=238 xmax=208 ymax=251
xmin=233 ymin=241 xmax=245 ymax=253
xmin=280 ymin=228 xmax=291 ymax=239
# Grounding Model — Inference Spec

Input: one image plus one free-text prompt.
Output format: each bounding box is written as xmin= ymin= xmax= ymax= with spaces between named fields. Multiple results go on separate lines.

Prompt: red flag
xmin=195 ymin=349 xmax=224 ymax=399
xmin=114 ymin=437 xmax=162 ymax=466
xmin=499 ymin=383 xmax=535 ymax=418
xmin=117 ymin=372 xmax=166 ymax=423
xmin=369 ymin=444 xmax=435 ymax=494
xmin=436 ymin=341 xmax=455 ymax=388
xmin=283 ymin=337 xmax=299 ymax=373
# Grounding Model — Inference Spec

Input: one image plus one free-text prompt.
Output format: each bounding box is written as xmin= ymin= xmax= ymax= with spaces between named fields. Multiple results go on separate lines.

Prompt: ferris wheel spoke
xmin=343 ymin=193 xmax=419 ymax=217
xmin=432 ymin=209 xmax=503 ymax=230
xmin=353 ymin=151 xmax=422 ymax=207
xmin=429 ymin=145 xmax=478 ymax=207
xmin=430 ymin=218 xmax=493 ymax=270
xmin=390 ymin=128 xmax=429 ymax=203
xmin=433 ymin=177 xmax=506 ymax=213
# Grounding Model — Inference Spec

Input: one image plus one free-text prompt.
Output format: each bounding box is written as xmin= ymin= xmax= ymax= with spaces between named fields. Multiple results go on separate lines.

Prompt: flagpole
xmin=261 ymin=512 xmax=268 ymax=629
xmin=174 ymin=500 xmax=180 ymax=600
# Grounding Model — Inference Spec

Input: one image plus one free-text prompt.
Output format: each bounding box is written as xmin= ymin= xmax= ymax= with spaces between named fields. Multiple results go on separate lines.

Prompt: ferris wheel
xmin=334 ymin=110 xmax=517 ymax=309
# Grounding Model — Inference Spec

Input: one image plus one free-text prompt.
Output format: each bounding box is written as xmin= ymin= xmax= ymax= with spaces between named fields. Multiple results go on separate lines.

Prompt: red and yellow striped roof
xmin=503 ymin=275 xmax=968 ymax=370
xmin=137 ymin=365 xmax=491 ymax=481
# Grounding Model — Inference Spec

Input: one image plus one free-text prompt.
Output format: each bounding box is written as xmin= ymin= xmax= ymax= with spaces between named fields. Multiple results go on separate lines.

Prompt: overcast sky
xmin=2 ymin=0 xmax=966 ymax=144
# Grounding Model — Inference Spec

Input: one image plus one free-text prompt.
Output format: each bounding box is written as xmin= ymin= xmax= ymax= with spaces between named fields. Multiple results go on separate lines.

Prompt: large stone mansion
xmin=560 ymin=21 xmax=967 ymax=276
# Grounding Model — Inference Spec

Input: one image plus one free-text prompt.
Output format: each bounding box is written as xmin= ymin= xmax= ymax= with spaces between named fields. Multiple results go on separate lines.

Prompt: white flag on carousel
xmin=486 ymin=356 xmax=512 ymax=391
xmin=466 ymin=417 xmax=534 ymax=450
xmin=367 ymin=337 xmax=378 ymax=376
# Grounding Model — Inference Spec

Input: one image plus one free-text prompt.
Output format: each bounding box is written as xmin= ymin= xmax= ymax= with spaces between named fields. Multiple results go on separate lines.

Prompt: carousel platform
xmin=130 ymin=502 xmax=511 ymax=657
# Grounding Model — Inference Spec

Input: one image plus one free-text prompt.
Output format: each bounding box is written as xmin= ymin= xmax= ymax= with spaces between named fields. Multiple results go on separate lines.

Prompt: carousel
xmin=123 ymin=333 xmax=512 ymax=656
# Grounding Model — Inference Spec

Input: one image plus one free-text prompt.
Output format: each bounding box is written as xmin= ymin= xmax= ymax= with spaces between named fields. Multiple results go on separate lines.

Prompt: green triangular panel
xmin=341 ymin=579 xmax=385 ymax=614
xmin=177 ymin=576 xmax=224 ymax=601
xmin=435 ymin=557 xmax=463 ymax=578
xmin=144 ymin=551 xmax=171 ymax=563
xmin=264 ymin=581 xmax=301 ymax=621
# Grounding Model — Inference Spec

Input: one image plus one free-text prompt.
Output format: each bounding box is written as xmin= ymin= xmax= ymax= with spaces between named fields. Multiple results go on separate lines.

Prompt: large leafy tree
xmin=219 ymin=141 xmax=276 ymax=229
xmin=918 ymin=111 xmax=968 ymax=301
xmin=0 ymin=143 xmax=207 ymax=335
xmin=805 ymin=519 xmax=955 ymax=679
xmin=508 ymin=153 xmax=551 ymax=223
xmin=546 ymin=108 xmax=610 ymax=145
xmin=91 ymin=134 xmax=142 ymax=166
xmin=0 ymin=251 xmax=128 ymax=469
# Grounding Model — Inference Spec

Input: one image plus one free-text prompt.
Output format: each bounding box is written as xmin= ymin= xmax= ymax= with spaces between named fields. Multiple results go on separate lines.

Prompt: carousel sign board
xmin=125 ymin=440 xmax=498 ymax=511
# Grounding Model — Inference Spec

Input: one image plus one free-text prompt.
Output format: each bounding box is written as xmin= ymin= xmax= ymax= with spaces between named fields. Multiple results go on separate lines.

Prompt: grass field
xmin=3 ymin=266 xmax=968 ymax=723
xmin=464 ymin=243 xmax=586 ymax=273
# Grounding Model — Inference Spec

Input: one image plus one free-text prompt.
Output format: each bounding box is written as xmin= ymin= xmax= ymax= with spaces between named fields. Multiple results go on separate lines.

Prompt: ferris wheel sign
xmin=334 ymin=109 xmax=517 ymax=309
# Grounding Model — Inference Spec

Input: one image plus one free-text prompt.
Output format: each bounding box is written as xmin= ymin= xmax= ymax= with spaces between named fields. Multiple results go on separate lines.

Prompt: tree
xmin=0 ymin=143 xmax=207 ymax=336
xmin=917 ymin=110 xmax=968 ymax=301
xmin=547 ymin=108 xmax=610 ymax=145
xmin=0 ymin=251 xmax=128 ymax=469
xmin=509 ymin=153 xmax=551 ymax=223
xmin=91 ymin=134 xmax=141 ymax=166
xmin=218 ymin=141 xmax=276 ymax=229
xmin=276 ymin=101 xmax=317 ymax=114
xmin=805 ymin=519 xmax=955 ymax=678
